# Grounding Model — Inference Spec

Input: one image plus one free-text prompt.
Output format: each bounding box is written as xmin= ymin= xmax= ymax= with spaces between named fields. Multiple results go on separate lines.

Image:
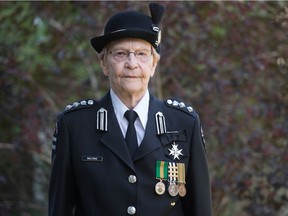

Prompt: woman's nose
xmin=125 ymin=53 xmax=138 ymax=68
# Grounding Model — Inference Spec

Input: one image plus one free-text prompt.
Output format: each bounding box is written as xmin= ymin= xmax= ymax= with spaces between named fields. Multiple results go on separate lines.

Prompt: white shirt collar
xmin=110 ymin=89 xmax=149 ymax=129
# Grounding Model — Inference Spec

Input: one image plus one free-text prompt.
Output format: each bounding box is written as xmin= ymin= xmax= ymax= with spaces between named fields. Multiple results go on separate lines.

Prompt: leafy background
xmin=0 ymin=1 xmax=287 ymax=216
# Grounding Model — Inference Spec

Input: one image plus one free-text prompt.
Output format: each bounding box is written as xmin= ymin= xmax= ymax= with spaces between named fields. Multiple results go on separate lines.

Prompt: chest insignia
xmin=168 ymin=143 xmax=183 ymax=160
xmin=155 ymin=161 xmax=186 ymax=197
xmin=96 ymin=108 xmax=108 ymax=131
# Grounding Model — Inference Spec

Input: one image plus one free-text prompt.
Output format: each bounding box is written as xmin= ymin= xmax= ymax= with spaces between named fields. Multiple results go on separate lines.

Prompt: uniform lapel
xmin=98 ymin=92 xmax=135 ymax=171
xmin=133 ymin=95 xmax=162 ymax=161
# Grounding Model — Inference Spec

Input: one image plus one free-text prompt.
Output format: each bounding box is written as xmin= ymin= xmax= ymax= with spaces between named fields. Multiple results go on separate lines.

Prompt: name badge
xmin=81 ymin=156 xmax=103 ymax=162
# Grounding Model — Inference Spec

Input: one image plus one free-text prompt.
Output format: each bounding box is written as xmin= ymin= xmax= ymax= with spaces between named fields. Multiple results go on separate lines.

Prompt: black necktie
xmin=124 ymin=110 xmax=138 ymax=157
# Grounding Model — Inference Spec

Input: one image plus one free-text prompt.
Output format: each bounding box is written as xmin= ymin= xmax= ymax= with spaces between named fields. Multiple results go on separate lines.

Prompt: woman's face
xmin=101 ymin=38 xmax=158 ymax=100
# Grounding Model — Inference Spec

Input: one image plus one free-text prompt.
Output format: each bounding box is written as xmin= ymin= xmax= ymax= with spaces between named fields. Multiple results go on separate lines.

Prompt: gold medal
xmin=178 ymin=184 xmax=186 ymax=197
xmin=155 ymin=180 xmax=165 ymax=195
xmin=177 ymin=163 xmax=186 ymax=197
xmin=168 ymin=182 xmax=179 ymax=196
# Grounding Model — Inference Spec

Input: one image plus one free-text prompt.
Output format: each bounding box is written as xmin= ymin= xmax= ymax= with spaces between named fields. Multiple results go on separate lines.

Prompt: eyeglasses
xmin=109 ymin=49 xmax=153 ymax=62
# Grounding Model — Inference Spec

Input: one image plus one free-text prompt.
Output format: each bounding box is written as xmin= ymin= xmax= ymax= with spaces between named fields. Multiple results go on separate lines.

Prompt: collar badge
xmin=96 ymin=108 xmax=108 ymax=131
xmin=155 ymin=111 xmax=166 ymax=135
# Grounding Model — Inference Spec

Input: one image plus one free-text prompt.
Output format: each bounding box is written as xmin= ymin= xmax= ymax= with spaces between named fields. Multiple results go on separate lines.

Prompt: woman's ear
xmin=150 ymin=66 xmax=156 ymax=77
xmin=100 ymin=58 xmax=109 ymax=76
xmin=150 ymin=52 xmax=160 ymax=77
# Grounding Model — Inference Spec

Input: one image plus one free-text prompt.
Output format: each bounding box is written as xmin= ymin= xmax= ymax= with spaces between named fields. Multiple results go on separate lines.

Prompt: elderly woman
xmin=49 ymin=3 xmax=212 ymax=216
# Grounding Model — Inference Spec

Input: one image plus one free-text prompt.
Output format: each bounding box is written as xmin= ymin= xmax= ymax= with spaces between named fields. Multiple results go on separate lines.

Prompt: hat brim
xmin=90 ymin=29 xmax=158 ymax=53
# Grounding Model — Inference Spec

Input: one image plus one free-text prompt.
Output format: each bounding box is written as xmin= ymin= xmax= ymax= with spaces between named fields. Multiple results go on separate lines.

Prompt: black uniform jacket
xmin=49 ymin=92 xmax=212 ymax=216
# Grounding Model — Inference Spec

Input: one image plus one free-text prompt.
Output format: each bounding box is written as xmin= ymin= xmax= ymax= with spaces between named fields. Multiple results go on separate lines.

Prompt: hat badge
xmin=152 ymin=24 xmax=161 ymax=46
xmin=156 ymin=30 xmax=161 ymax=46
xmin=152 ymin=26 xmax=160 ymax=32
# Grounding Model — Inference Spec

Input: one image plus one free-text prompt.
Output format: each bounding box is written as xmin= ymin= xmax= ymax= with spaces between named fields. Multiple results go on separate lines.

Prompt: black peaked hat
xmin=90 ymin=3 xmax=165 ymax=53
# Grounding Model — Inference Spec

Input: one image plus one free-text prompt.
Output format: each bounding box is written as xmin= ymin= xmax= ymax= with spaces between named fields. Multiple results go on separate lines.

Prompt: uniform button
xmin=127 ymin=206 xmax=136 ymax=215
xmin=73 ymin=102 xmax=80 ymax=107
xmin=128 ymin=175 xmax=137 ymax=184
xmin=80 ymin=100 xmax=87 ymax=105
xmin=187 ymin=106 xmax=194 ymax=112
xmin=179 ymin=102 xmax=185 ymax=108
xmin=172 ymin=100 xmax=179 ymax=106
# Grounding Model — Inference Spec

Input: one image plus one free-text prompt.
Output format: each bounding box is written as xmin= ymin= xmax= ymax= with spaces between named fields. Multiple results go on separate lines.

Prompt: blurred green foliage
xmin=0 ymin=1 xmax=287 ymax=216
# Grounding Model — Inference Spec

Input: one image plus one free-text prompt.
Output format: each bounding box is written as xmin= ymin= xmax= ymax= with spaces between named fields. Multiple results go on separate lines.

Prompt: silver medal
xmin=155 ymin=181 xmax=166 ymax=195
xmin=168 ymin=183 xmax=179 ymax=197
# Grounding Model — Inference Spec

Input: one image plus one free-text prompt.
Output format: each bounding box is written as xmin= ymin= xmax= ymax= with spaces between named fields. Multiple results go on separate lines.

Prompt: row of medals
xmin=155 ymin=162 xmax=186 ymax=197
xmin=155 ymin=180 xmax=186 ymax=197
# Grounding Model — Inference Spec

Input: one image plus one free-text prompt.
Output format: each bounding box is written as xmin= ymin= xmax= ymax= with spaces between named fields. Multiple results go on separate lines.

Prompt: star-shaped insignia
xmin=168 ymin=143 xmax=183 ymax=160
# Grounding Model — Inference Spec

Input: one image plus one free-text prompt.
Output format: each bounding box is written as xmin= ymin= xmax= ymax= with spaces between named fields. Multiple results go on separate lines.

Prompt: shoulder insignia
xmin=164 ymin=99 xmax=195 ymax=115
xmin=63 ymin=99 xmax=97 ymax=113
xmin=201 ymin=125 xmax=207 ymax=151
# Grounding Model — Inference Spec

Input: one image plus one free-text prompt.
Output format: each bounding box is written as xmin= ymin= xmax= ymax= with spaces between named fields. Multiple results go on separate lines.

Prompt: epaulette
xmin=63 ymin=99 xmax=97 ymax=113
xmin=164 ymin=98 xmax=195 ymax=115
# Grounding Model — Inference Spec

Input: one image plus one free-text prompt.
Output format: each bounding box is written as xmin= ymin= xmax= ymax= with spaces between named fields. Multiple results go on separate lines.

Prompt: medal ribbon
xmin=156 ymin=161 xmax=168 ymax=180
xmin=177 ymin=163 xmax=185 ymax=184
xmin=168 ymin=162 xmax=178 ymax=183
